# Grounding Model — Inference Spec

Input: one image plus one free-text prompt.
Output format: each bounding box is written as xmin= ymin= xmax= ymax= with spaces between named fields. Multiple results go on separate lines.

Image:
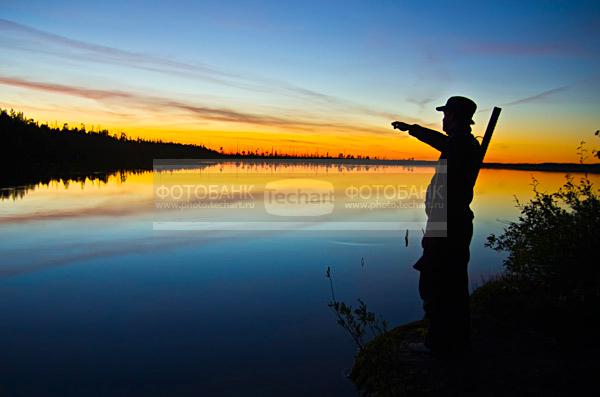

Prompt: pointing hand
xmin=391 ymin=121 xmax=412 ymax=131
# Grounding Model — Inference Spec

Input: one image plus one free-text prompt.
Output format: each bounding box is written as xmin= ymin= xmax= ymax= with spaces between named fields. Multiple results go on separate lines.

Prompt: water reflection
xmin=0 ymin=170 xmax=133 ymax=200
xmin=0 ymin=161 xmax=598 ymax=396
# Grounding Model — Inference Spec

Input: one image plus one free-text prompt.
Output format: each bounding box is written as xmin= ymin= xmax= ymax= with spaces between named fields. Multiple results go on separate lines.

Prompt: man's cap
xmin=436 ymin=96 xmax=477 ymax=125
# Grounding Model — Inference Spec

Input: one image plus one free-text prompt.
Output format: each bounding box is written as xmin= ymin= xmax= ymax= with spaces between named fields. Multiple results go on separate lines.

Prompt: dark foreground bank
xmin=349 ymin=276 xmax=600 ymax=396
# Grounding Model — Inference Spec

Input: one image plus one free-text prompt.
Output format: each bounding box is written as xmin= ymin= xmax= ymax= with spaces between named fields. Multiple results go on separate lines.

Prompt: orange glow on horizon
xmin=2 ymin=103 xmax=595 ymax=164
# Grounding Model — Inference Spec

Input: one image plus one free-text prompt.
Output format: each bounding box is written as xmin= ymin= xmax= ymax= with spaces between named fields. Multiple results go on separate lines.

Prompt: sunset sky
xmin=1 ymin=0 xmax=599 ymax=162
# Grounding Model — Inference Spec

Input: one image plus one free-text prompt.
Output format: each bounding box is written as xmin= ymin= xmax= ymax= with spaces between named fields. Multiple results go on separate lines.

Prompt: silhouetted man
xmin=392 ymin=96 xmax=481 ymax=355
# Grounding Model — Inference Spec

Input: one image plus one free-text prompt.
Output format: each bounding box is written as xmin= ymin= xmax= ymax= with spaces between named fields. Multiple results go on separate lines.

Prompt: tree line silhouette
xmin=0 ymin=109 xmax=221 ymax=187
xmin=0 ymin=109 xmax=395 ymax=191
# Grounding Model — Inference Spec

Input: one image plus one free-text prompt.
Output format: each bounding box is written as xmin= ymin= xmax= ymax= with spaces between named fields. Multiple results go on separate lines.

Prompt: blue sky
xmin=1 ymin=0 xmax=599 ymax=161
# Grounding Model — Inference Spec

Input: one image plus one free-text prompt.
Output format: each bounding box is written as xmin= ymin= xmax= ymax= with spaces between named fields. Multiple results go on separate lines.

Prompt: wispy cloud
xmin=476 ymin=85 xmax=570 ymax=113
xmin=406 ymin=96 xmax=436 ymax=109
xmin=462 ymin=41 xmax=585 ymax=57
xmin=0 ymin=75 xmax=392 ymax=135
xmin=0 ymin=18 xmax=399 ymax=120
xmin=0 ymin=19 xmax=248 ymax=83
xmin=501 ymin=86 xmax=569 ymax=107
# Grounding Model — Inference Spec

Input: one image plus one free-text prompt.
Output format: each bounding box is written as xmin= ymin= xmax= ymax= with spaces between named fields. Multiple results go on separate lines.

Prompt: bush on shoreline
xmin=484 ymin=174 xmax=600 ymax=344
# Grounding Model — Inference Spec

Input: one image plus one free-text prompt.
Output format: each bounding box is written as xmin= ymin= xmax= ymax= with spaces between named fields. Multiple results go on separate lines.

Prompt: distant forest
xmin=0 ymin=109 xmax=380 ymax=188
xmin=0 ymin=109 xmax=221 ymax=186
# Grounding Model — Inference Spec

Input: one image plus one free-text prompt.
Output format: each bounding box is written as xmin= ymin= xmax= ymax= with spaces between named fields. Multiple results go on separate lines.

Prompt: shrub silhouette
xmin=485 ymin=173 xmax=600 ymax=343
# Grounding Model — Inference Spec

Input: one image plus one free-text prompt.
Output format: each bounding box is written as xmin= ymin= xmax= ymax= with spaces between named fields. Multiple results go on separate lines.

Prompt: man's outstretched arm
xmin=392 ymin=122 xmax=448 ymax=152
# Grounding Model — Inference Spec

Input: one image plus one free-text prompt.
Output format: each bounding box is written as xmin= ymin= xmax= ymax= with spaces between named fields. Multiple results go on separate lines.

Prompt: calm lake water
xmin=1 ymin=161 xmax=596 ymax=396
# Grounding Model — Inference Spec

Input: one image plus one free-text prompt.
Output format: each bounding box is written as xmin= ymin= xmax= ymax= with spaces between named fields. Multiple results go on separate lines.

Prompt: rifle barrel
xmin=480 ymin=106 xmax=502 ymax=161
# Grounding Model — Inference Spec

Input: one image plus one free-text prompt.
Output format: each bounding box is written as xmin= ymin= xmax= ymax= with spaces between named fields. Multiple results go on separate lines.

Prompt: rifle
xmin=476 ymin=106 xmax=502 ymax=179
